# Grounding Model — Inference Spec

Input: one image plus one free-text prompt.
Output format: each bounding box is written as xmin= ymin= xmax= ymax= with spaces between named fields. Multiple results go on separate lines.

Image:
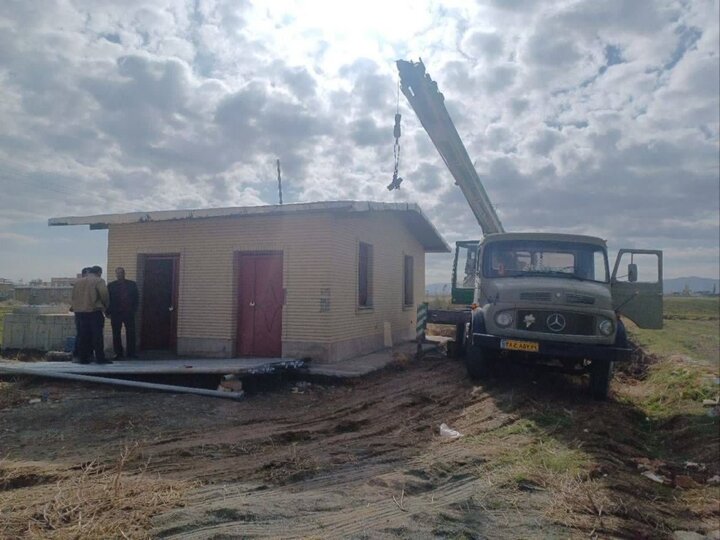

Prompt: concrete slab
xmin=0 ymin=357 xmax=304 ymax=376
xmin=0 ymin=342 xmax=439 ymax=381
xmin=305 ymin=340 xmax=438 ymax=378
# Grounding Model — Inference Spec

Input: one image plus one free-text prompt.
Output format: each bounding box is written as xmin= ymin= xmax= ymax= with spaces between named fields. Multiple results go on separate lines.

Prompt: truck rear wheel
xmin=589 ymin=359 xmax=612 ymax=400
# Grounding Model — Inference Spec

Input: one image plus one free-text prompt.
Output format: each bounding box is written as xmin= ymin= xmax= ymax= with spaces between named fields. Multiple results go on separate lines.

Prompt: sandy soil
xmin=1 ymin=352 xmax=718 ymax=539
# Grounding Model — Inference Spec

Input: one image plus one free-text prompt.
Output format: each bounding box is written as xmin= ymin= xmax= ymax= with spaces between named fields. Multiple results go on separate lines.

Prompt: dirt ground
xmin=1 ymin=350 xmax=719 ymax=539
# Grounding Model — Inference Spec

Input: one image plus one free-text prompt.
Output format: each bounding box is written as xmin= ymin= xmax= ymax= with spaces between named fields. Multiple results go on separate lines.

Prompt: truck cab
xmin=459 ymin=232 xmax=663 ymax=399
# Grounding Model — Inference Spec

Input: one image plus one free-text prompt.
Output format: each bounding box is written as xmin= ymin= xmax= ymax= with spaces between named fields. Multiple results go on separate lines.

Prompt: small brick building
xmin=50 ymin=201 xmax=448 ymax=362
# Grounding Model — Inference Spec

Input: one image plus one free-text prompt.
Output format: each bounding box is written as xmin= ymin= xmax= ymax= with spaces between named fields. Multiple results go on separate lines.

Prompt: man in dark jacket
xmin=107 ymin=267 xmax=139 ymax=359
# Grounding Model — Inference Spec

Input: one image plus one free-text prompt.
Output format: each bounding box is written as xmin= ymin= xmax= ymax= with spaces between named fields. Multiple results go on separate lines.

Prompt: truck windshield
xmin=482 ymin=240 xmax=609 ymax=282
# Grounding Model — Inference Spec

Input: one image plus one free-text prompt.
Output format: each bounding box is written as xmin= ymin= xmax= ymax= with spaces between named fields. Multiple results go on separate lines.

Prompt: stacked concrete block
xmin=2 ymin=306 xmax=76 ymax=352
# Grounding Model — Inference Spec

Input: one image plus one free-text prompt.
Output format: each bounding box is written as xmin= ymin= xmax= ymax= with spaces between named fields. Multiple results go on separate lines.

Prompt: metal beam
xmin=0 ymin=365 xmax=245 ymax=400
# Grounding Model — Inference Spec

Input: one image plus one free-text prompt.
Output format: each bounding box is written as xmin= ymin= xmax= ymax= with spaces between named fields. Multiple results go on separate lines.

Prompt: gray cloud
xmin=462 ymin=31 xmax=504 ymax=61
xmin=488 ymin=0 xmax=539 ymax=12
xmin=557 ymin=0 xmax=673 ymax=34
xmin=525 ymin=127 xmax=563 ymax=156
xmin=339 ymin=58 xmax=394 ymax=111
xmin=278 ymin=64 xmax=317 ymax=100
xmin=524 ymin=32 xmax=582 ymax=68
xmin=350 ymin=118 xmax=386 ymax=148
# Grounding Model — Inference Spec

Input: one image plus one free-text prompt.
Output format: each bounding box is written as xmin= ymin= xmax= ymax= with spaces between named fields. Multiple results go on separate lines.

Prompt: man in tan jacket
xmin=71 ymin=266 xmax=110 ymax=364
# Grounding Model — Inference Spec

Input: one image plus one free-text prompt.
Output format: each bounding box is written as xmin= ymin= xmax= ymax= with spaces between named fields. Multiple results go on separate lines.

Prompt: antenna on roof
xmin=276 ymin=159 xmax=283 ymax=205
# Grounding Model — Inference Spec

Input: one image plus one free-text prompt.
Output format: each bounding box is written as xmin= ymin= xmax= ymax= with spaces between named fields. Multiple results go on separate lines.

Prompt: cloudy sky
xmin=0 ymin=0 xmax=718 ymax=284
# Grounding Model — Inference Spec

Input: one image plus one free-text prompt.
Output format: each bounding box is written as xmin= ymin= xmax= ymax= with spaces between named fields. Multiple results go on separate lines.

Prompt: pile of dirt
xmin=614 ymin=342 xmax=660 ymax=381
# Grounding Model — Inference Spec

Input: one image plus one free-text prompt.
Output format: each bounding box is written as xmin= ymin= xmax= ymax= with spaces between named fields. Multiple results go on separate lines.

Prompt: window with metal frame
xmin=403 ymin=255 xmax=414 ymax=306
xmin=358 ymin=242 xmax=373 ymax=307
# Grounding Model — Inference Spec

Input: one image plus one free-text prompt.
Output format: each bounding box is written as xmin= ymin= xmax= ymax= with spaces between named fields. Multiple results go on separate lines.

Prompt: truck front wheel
xmin=589 ymin=359 xmax=612 ymax=400
xmin=465 ymin=343 xmax=495 ymax=380
xmin=589 ymin=320 xmax=625 ymax=400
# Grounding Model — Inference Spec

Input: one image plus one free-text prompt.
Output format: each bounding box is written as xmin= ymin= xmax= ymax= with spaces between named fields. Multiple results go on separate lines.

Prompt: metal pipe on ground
xmin=0 ymin=365 xmax=245 ymax=400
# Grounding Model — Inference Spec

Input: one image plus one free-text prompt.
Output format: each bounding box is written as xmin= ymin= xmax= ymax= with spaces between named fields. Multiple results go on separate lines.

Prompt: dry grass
xmin=0 ymin=379 xmax=31 ymax=410
xmin=676 ymin=485 xmax=720 ymax=532
xmin=261 ymin=442 xmax=322 ymax=485
xmin=547 ymin=476 xmax=618 ymax=532
xmin=0 ymin=444 xmax=193 ymax=539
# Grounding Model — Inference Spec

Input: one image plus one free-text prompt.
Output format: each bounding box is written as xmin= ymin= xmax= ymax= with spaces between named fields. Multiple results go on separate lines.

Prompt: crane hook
xmin=387 ymin=112 xmax=403 ymax=190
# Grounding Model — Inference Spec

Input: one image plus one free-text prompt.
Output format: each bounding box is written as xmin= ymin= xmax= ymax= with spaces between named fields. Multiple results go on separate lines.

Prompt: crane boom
xmin=397 ymin=59 xmax=504 ymax=235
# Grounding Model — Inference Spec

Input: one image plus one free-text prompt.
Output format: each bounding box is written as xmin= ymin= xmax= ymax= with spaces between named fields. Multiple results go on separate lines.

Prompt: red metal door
xmin=140 ymin=255 xmax=179 ymax=351
xmin=237 ymin=252 xmax=283 ymax=357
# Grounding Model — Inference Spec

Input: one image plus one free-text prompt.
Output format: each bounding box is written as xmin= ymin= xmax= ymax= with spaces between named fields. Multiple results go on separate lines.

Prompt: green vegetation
xmin=501 ymin=437 xmax=588 ymax=479
xmin=623 ymin=296 xmax=719 ymax=467
xmin=641 ymin=361 xmax=717 ymax=415
xmin=662 ymin=296 xmax=720 ymax=320
xmin=627 ymin=296 xmax=719 ymax=370
xmin=426 ymin=293 xmax=452 ymax=310
xmin=467 ymin=415 xmax=590 ymax=492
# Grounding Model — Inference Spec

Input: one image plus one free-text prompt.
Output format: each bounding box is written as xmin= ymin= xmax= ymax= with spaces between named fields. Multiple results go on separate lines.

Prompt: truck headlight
xmin=495 ymin=311 xmax=514 ymax=328
xmin=598 ymin=318 xmax=614 ymax=336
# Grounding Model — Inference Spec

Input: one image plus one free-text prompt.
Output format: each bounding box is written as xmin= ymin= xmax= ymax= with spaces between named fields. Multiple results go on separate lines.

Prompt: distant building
xmin=697 ymin=290 xmax=719 ymax=297
xmin=13 ymin=286 xmax=73 ymax=305
xmin=0 ymin=279 xmax=14 ymax=301
xmin=50 ymin=277 xmax=79 ymax=287
xmin=9 ymin=277 xmax=79 ymax=303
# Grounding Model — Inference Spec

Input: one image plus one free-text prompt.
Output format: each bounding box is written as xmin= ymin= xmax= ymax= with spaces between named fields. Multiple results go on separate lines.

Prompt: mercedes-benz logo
xmin=546 ymin=313 xmax=566 ymax=332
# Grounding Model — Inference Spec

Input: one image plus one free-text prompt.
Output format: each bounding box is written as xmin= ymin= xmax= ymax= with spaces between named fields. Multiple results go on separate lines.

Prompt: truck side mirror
xmin=628 ymin=263 xmax=638 ymax=283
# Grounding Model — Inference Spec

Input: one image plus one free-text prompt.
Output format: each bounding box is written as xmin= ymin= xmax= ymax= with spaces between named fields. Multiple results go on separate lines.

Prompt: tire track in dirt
xmin=152 ymin=465 xmax=484 ymax=539
xmin=152 ymin=356 xmax=719 ymax=538
xmin=150 ymin=359 xmax=569 ymax=539
xmin=133 ymin=360 xmax=469 ymax=486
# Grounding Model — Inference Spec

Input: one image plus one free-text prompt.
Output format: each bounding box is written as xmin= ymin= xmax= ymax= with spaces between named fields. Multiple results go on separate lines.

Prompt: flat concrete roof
xmin=49 ymin=200 xmax=450 ymax=253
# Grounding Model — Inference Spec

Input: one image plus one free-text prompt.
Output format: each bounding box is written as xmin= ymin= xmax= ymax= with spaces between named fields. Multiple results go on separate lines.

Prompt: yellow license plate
xmin=501 ymin=339 xmax=540 ymax=353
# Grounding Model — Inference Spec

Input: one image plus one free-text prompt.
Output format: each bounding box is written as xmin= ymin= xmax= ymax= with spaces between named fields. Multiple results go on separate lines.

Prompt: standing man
xmin=107 ymin=267 xmax=139 ymax=359
xmin=71 ymin=266 xmax=110 ymax=364
xmin=71 ymin=267 xmax=91 ymax=360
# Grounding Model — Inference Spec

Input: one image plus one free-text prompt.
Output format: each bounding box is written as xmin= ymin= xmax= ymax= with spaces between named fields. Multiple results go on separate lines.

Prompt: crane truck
xmin=397 ymin=59 xmax=663 ymax=399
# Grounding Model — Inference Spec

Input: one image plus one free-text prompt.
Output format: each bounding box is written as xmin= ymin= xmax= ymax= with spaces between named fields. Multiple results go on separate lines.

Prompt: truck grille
xmin=519 ymin=291 xmax=552 ymax=302
xmin=516 ymin=310 xmax=595 ymax=336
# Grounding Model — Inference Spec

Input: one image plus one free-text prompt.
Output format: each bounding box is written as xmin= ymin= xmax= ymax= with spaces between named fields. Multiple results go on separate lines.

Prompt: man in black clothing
xmin=107 ymin=267 xmax=139 ymax=359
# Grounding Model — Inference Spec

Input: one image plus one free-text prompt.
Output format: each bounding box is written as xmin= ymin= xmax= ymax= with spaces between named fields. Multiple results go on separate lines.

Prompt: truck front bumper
xmin=472 ymin=333 xmax=631 ymax=362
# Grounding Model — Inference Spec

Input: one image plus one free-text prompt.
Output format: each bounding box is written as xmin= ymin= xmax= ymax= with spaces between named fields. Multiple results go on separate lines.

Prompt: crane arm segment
xmin=397 ymin=59 xmax=504 ymax=235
